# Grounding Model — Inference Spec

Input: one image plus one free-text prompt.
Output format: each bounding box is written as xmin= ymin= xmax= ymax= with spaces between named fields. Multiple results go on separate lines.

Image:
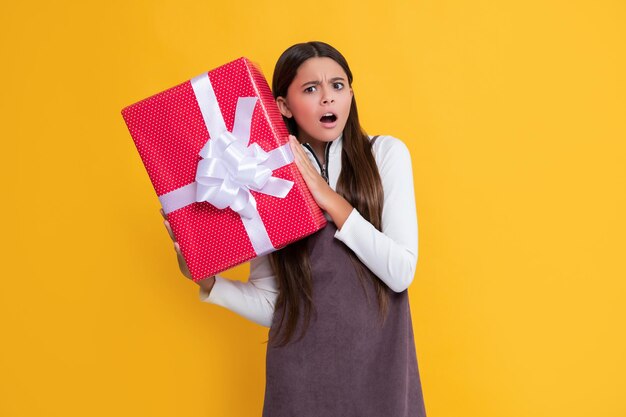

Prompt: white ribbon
xmin=158 ymin=72 xmax=295 ymax=256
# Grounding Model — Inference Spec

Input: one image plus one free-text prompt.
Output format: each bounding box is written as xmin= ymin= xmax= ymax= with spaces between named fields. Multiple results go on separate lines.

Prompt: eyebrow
xmin=300 ymin=77 xmax=346 ymax=88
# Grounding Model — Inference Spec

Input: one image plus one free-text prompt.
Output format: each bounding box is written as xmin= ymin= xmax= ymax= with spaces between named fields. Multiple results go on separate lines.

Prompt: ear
xmin=276 ymin=96 xmax=293 ymax=118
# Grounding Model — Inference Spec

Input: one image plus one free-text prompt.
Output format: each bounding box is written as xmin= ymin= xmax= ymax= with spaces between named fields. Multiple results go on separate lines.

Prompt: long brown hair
xmin=269 ymin=41 xmax=389 ymax=347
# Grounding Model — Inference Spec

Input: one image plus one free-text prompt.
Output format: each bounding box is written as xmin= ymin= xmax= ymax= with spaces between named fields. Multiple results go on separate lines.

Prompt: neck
xmin=310 ymin=141 xmax=327 ymax=163
xmin=300 ymin=133 xmax=342 ymax=165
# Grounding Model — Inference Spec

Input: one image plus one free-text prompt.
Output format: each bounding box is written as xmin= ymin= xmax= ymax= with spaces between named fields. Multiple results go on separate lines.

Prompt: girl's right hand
xmin=160 ymin=208 xmax=192 ymax=279
xmin=159 ymin=209 xmax=216 ymax=293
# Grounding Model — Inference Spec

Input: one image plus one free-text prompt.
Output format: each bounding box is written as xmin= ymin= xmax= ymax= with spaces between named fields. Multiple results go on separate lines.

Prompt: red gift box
xmin=121 ymin=57 xmax=327 ymax=281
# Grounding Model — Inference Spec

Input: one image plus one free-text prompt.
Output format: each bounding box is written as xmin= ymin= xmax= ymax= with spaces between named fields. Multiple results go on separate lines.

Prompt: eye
xmin=333 ymin=82 xmax=344 ymax=90
xmin=304 ymin=86 xmax=317 ymax=93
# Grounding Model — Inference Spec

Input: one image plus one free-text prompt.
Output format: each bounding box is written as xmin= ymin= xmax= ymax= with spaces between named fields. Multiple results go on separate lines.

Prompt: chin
xmin=302 ymin=128 xmax=341 ymax=143
xmin=320 ymin=131 xmax=341 ymax=141
xmin=320 ymin=126 xmax=346 ymax=141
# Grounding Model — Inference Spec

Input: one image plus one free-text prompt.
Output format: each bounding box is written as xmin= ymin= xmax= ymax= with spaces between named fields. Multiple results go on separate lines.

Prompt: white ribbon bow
xmin=195 ymin=125 xmax=294 ymax=219
xmin=158 ymin=71 xmax=295 ymax=257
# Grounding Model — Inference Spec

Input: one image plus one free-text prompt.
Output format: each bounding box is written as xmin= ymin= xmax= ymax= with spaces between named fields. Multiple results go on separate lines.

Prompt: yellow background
xmin=1 ymin=0 xmax=625 ymax=416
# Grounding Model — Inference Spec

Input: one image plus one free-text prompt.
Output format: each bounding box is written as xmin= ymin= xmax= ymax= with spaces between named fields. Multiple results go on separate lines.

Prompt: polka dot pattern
xmin=121 ymin=57 xmax=327 ymax=281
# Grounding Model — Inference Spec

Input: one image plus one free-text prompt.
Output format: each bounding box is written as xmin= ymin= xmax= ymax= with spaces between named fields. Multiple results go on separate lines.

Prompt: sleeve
xmin=333 ymin=136 xmax=419 ymax=293
xmin=198 ymin=254 xmax=278 ymax=327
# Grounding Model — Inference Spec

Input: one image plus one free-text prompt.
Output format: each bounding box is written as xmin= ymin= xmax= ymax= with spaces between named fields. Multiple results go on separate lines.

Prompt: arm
xmin=199 ymin=254 xmax=278 ymax=327
xmin=333 ymin=136 xmax=418 ymax=293
xmin=161 ymin=208 xmax=277 ymax=327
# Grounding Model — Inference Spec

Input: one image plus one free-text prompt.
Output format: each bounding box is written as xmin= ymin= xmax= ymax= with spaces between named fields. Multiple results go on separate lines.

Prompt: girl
xmin=162 ymin=41 xmax=427 ymax=416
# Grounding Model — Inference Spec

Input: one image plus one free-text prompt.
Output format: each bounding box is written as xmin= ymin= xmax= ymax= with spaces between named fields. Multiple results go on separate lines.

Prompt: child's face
xmin=276 ymin=57 xmax=353 ymax=144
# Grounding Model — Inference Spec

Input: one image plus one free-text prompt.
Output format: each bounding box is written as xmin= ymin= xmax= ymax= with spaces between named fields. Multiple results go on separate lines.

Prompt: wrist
xmin=324 ymin=192 xmax=353 ymax=230
xmin=197 ymin=275 xmax=216 ymax=293
xmin=319 ymin=186 xmax=338 ymax=211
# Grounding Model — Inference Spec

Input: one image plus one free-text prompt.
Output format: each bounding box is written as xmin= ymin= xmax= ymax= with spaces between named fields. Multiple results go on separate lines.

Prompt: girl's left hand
xmin=288 ymin=134 xmax=334 ymax=211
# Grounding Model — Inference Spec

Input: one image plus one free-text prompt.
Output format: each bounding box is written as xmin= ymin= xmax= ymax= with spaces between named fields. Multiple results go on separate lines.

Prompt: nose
xmin=321 ymin=88 xmax=335 ymax=104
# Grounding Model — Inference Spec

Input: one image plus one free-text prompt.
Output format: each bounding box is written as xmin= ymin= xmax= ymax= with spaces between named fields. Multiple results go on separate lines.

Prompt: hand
xmin=160 ymin=208 xmax=215 ymax=293
xmin=160 ymin=208 xmax=192 ymax=279
xmin=288 ymin=135 xmax=334 ymax=211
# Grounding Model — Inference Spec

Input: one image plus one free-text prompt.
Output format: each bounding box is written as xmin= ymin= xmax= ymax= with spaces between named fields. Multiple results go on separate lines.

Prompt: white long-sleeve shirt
xmin=198 ymin=133 xmax=419 ymax=327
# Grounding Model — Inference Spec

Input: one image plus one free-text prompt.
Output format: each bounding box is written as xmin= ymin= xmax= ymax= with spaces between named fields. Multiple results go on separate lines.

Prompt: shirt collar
xmin=329 ymin=132 xmax=343 ymax=155
xmin=302 ymin=133 xmax=343 ymax=155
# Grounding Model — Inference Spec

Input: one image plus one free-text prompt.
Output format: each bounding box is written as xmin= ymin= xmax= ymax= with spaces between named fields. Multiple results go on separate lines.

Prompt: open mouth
xmin=320 ymin=113 xmax=337 ymax=123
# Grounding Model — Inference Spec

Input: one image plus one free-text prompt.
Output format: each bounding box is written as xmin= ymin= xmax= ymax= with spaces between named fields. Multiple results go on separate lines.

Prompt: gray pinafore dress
xmin=262 ymin=221 xmax=427 ymax=417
